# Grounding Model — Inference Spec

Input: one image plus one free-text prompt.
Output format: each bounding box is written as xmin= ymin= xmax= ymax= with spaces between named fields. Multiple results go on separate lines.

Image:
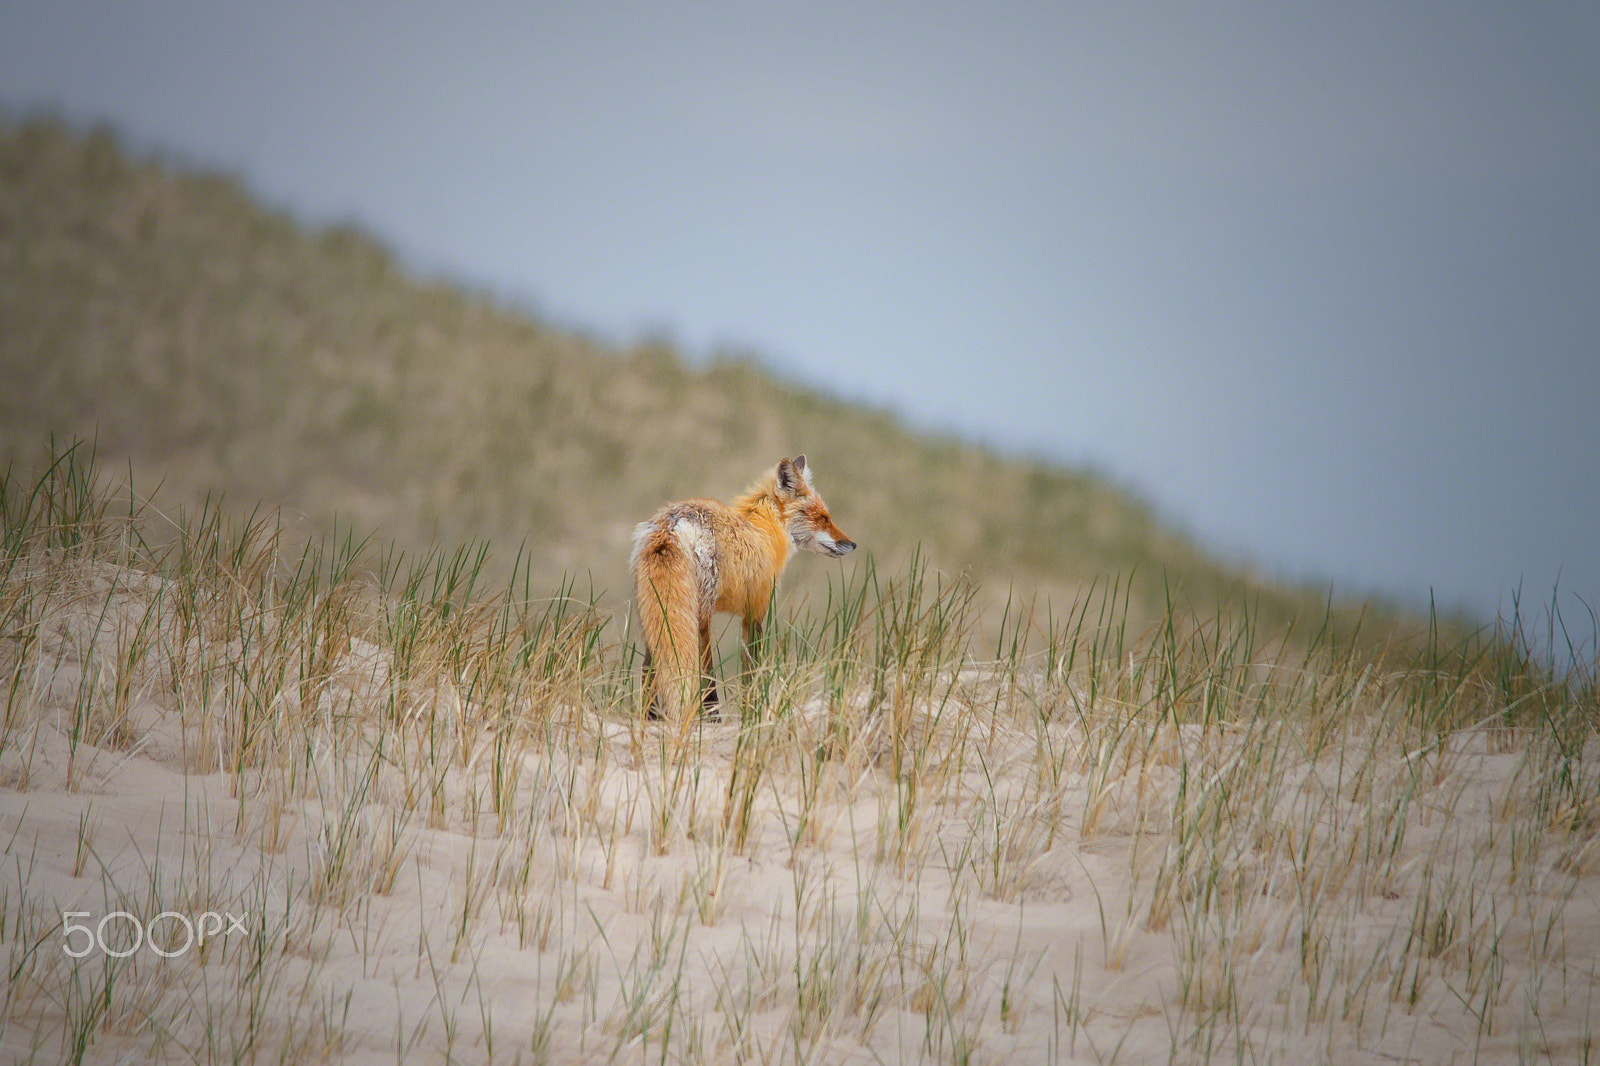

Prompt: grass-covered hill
xmin=1 ymin=116 xmax=1395 ymax=638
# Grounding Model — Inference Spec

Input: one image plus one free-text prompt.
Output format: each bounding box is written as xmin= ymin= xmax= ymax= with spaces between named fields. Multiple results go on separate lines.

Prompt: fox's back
xmin=631 ymin=496 xmax=786 ymax=618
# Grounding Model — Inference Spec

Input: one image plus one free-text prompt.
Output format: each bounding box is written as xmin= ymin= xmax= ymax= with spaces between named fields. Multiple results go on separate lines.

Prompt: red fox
xmin=631 ymin=455 xmax=856 ymax=721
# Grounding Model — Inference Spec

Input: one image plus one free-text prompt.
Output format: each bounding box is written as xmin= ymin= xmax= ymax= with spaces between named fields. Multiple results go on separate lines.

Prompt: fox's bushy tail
xmin=632 ymin=525 xmax=703 ymax=721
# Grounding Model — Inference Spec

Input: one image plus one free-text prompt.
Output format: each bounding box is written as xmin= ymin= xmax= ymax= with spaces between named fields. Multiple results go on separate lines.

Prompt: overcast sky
xmin=3 ymin=1 xmax=1596 ymax=642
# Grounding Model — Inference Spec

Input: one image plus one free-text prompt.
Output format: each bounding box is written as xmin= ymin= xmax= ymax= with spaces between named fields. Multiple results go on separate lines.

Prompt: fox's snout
xmin=793 ymin=508 xmax=856 ymax=558
xmin=806 ymin=523 xmax=856 ymax=557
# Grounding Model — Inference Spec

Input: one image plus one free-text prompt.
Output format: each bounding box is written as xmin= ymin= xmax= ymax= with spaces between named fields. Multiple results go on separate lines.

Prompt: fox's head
xmin=775 ymin=455 xmax=857 ymax=558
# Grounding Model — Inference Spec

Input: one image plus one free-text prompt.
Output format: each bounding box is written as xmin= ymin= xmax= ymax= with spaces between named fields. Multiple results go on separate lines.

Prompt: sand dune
xmin=3 ymin=521 xmax=1596 ymax=1065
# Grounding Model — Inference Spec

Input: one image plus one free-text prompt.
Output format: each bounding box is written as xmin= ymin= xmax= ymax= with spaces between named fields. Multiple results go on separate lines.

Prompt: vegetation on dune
xmin=0 ymin=443 xmax=1594 ymax=1064
xmin=1 ymin=116 xmax=1425 ymax=643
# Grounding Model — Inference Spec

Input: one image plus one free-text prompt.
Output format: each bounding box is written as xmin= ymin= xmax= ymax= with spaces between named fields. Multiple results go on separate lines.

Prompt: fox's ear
xmin=776 ymin=457 xmax=802 ymax=497
xmin=792 ymin=454 xmax=808 ymax=482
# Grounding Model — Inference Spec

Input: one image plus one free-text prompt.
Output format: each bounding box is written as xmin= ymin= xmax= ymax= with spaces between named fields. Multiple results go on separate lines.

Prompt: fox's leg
xmin=740 ymin=615 xmax=764 ymax=673
xmin=698 ymin=617 xmax=721 ymax=715
xmin=641 ymin=645 xmax=664 ymax=720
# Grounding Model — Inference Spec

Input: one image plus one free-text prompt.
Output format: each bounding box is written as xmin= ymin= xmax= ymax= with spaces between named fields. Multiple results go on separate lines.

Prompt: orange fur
xmin=631 ymin=455 xmax=856 ymax=721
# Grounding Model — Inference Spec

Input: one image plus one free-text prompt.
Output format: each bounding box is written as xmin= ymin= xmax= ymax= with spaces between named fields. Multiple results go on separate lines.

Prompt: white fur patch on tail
xmin=628 ymin=520 xmax=655 ymax=569
xmin=672 ymin=514 xmax=720 ymax=617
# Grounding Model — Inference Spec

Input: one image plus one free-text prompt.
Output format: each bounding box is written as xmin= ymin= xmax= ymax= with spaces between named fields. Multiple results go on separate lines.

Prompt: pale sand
xmin=2 ymin=560 xmax=1596 ymax=1064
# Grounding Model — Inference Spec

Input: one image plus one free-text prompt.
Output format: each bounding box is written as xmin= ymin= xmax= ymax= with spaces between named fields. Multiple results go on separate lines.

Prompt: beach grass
xmin=0 ymin=442 xmax=1594 ymax=1063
